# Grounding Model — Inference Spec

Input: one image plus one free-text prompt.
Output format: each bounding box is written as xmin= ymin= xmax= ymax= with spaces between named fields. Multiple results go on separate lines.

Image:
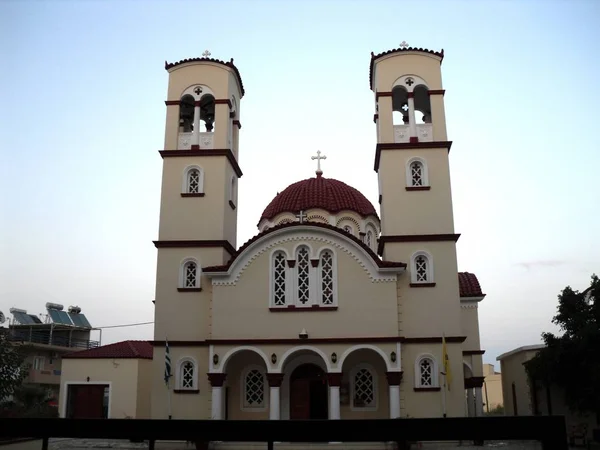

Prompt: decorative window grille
xmin=244 ymin=369 xmax=265 ymax=408
xmin=187 ymin=169 xmax=200 ymax=193
xmin=415 ymin=255 xmax=428 ymax=282
xmin=184 ymin=261 xmax=198 ymax=287
xmin=182 ymin=361 xmax=194 ymax=388
xmin=419 ymin=359 xmax=433 ymax=386
xmin=273 ymin=252 xmax=286 ymax=306
xmin=320 ymin=251 xmax=334 ymax=305
xmin=366 ymin=231 xmax=374 ymax=249
xmin=411 ymin=161 xmax=424 ymax=186
xmin=296 ymin=247 xmax=310 ymax=304
xmin=353 ymin=368 xmax=375 ymax=408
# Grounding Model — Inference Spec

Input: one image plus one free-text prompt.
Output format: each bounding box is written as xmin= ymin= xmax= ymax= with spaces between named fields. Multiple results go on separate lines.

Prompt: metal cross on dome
xmin=311 ymin=150 xmax=327 ymax=175
xmin=296 ymin=210 xmax=307 ymax=224
xmin=202 ymin=50 xmax=211 ymax=58
xmin=399 ymin=41 xmax=409 ymax=49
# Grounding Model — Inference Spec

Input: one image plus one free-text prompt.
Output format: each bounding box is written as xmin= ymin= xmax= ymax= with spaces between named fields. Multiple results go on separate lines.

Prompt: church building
xmin=150 ymin=45 xmax=487 ymax=420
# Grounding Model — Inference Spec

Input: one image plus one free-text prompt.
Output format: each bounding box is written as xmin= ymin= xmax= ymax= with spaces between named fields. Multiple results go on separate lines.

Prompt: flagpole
xmin=165 ymin=337 xmax=172 ymax=420
xmin=441 ymin=371 xmax=447 ymax=418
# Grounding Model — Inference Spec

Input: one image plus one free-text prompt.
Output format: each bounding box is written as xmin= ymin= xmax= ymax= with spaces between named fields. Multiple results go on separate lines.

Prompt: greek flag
xmin=164 ymin=338 xmax=172 ymax=386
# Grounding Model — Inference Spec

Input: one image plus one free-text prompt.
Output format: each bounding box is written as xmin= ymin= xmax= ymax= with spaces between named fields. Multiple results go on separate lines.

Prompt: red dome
xmin=260 ymin=176 xmax=378 ymax=222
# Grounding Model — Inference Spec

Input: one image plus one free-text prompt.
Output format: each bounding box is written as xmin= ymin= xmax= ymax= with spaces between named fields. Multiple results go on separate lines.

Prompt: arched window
xmin=413 ymin=85 xmax=432 ymax=125
xmin=411 ymin=252 xmax=434 ymax=284
xmin=415 ymin=355 xmax=438 ymax=388
xmin=351 ymin=365 xmax=377 ymax=410
xmin=242 ymin=366 xmax=266 ymax=410
xmin=182 ymin=166 xmax=204 ymax=194
xmin=406 ymin=157 xmax=429 ymax=188
xmin=272 ymin=251 xmax=287 ymax=307
xmin=392 ymin=86 xmax=409 ymax=125
xmin=180 ymin=259 xmax=200 ymax=289
xmin=296 ymin=246 xmax=310 ymax=305
xmin=177 ymin=358 xmax=197 ymax=390
xmin=319 ymin=250 xmax=335 ymax=305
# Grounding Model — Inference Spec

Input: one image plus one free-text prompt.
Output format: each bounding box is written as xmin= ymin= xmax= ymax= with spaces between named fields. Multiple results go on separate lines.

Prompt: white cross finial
xmin=202 ymin=50 xmax=211 ymax=58
xmin=399 ymin=41 xmax=409 ymax=49
xmin=311 ymin=150 xmax=327 ymax=176
xmin=295 ymin=210 xmax=307 ymax=224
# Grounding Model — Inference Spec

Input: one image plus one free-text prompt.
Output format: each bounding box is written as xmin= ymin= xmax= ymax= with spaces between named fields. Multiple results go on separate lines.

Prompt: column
xmin=475 ymin=387 xmax=484 ymax=417
xmin=208 ymin=373 xmax=226 ymax=419
xmin=466 ymin=388 xmax=475 ymax=417
xmin=407 ymin=93 xmax=417 ymax=143
xmin=327 ymin=373 xmax=342 ymax=420
xmin=267 ymin=374 xmax=284 ymax=420
xmin=386 ymin=372 xmax=403 ymax=418
xmin=192 ymin=102 xmax=201 ymax=148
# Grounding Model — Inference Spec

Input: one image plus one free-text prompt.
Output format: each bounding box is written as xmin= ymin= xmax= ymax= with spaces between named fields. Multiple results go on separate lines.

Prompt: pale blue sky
xmin=1 ymin=0 xmax=599 ymax=367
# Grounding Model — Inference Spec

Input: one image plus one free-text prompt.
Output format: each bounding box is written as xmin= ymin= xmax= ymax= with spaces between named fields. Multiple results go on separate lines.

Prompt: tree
xmin=0 ymin=332 xmax=28 ymax=403
xmin=525 ymin=274 xmax=600 ymax=417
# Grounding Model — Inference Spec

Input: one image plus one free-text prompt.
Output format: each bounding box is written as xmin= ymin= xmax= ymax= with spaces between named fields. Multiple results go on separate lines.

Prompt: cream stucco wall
xmin=378 ymin=149 xmax=455 ymax=236
xmin=498 ymin=346 xmax=543 ymax=416
xmin=482 ymin=363 xmax=503 ymax=411
xmin=59 ymin=358 xmax=149 ymax=419
xmin=210 ymin=230 xmax=399 ymax=339
xmin=151 ymin=346 xmax=210 ymax=420
xmin=460 ymin=305 xmax=482 ymax=351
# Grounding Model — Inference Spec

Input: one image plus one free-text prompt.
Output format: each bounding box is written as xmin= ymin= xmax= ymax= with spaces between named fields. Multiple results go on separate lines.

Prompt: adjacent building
xmin=6 ymin=304 xmax=98 ymax=401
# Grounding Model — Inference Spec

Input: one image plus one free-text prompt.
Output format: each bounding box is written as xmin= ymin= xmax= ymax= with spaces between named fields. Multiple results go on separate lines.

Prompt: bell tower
xmin=153 ymin=52 xmax=244 ymax=341
xmin=372 ymin=44 xmax=462 ymax=336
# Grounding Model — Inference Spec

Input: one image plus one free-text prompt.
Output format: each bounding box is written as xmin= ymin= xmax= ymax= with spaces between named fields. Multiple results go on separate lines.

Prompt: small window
xmin=351 ymin=365 xmax=377 ymax=410
xmin=406 ymin=157 xmax=429 ymax=187
xmin=187 ymin=169 xmax=200 ymax=193
xmin=243 ymin=367 xmax=266 ymax=409
xmin=229 ymin=176 xmax=237 ymax=207
xmin=177 ymin=358 xmax=197 ymax=390
xmin=182 ymin=166 xmax=204 ymax=194
xmin=180 ymin=259 xmax=200 ymax=289
xmin=343 ymin=225 xmax=353 ymax=235
xmin=411 ymin=252 xmax=434 ymax=284
xmin=415 ymin=355 xmax=439 ymax=388
xmin=33 ymin=356 xmax=45 ymax=371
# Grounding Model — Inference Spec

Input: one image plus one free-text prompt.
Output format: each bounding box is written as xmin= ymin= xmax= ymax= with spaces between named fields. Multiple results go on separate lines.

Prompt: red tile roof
xmin=63 ymin=340 xmax=153 ymax=360
xmin=165 ymin=57 xmax=245 ymax=97
xmin=369 ymin=47 xmax=444 ymax=90
xmin=458 ymin=272 xmax=485 ymax=297
xmin=204 ymin=221 xmax=406 ymax=273
xmin=260 ymin=176 xmax=378 ymax=223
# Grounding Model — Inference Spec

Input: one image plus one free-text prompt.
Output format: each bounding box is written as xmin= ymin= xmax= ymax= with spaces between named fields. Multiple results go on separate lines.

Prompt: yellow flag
xmin=442 ymin=334 xmax=452 ymax=390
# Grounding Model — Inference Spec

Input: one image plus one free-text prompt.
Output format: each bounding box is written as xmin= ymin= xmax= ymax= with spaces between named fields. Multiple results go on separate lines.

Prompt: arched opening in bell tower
xmin=413 ymin=85 xmax=433 ymax=142
xmin=179 ymin=94 xmax=195 ymax=133
xmin=392 ymin=86 xmax=409 ymax=143
xmin=199 ymin=94 xmax=216 ymax=132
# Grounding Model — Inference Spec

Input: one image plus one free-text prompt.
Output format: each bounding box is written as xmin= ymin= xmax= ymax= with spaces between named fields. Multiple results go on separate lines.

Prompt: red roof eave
xmin=369 ymin=47 xmax=444 ymax=90
xmin=204 ymin=222 xmax=406 ymax=274
xmin=165 ymin=57 xmax=245 ymax=98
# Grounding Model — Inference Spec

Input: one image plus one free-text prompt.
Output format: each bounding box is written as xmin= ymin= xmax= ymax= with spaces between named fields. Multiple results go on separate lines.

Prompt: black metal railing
xmin=7 ymin=331 xmax=99 ymax=349
xmin=0 ymin=416 xmax=568 ymax=450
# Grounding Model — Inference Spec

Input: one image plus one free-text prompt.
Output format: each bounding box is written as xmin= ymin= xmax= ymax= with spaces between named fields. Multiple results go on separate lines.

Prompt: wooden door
xmin=69 ymin=385 xmax=106 ymax=419
xmin=289 ymin=379 xmax=310 ymax=419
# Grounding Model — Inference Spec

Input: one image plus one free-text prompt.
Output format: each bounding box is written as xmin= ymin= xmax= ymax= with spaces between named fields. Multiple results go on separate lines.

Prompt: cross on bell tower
xmin=311 ymin=150 xmax=327 ymax=177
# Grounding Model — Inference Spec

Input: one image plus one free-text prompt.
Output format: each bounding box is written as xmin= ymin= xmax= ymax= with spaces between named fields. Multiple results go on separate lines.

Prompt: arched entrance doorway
xmin=289 ymin=363 xmax=328 ymax=419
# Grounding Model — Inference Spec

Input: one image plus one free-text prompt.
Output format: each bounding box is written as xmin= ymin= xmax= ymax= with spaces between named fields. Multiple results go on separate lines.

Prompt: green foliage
xmin=0 ymin=333 xmax=28 ymax=402
xmin=525 ymin=274 xmax=600 ymax=415
xmin=485 ymin=404 xmax=505 ymax=416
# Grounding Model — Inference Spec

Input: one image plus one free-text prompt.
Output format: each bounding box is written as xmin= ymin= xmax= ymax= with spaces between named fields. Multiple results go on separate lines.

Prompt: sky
xmin=1 ymin=0 xmax=599 ymax=368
